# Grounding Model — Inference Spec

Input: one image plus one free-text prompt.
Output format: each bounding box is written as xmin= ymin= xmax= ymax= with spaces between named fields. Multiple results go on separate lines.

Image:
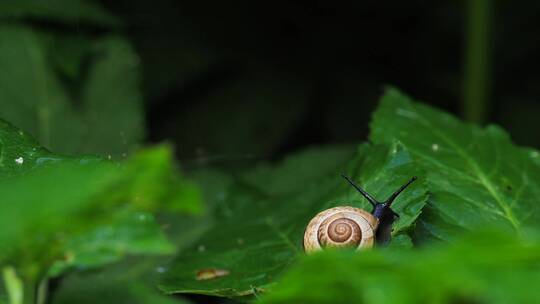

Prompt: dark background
xmin=97 ymin=0 xmax=540 ymax=170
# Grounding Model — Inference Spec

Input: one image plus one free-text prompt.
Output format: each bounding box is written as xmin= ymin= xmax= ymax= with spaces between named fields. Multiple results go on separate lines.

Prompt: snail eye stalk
xmin=384 ymin=176 xmax=417 ymax=207
xmin=341 ymin=174 xmax=418 ymax=209
xmin=340 ymin=174 xmax=378 ymax=208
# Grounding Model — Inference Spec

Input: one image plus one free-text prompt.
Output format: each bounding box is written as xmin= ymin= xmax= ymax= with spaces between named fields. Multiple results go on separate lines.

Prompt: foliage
xmin=1 ymin=1 xmax=540 ymax=304
xmin=52 ymin=258 xmax=190 ymax=304
xmin=0 ymin=118 xmax=201 ymax=303
xmin=259 ymin=230 xmax=540 ymax=304
xmin=0 ymin=11 xmax=142 ymax=159
xmin=370 ymin=88 xmax=540 ymax=242
xmin=158 ymin=88 xmax=540 ymax=302
xmin=159 ymin=143 xmax=428 ymax=296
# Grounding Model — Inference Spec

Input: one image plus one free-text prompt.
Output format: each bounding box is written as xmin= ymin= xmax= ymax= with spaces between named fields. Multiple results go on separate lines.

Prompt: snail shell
xmin=303 ymin=206 xmax=378 ymax=253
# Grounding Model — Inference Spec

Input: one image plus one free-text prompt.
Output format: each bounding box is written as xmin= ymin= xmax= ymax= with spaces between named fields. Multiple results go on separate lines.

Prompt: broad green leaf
xmin=0 ymin=119 xmax=201 ymax=283
xmin=0 ymin=26 xmax=143 ymax=158
xmin=0 ymin=0 xmax=120 ymax=27
xmin=0 ymin=151 xmax=198 ymax=279
xmin=159 ymin=143 xmax=427 ymax=297
xmin=258 ymin=230 xmax=540 ymax=304
xmin=0 ymin=161 xmax=116 ymax=258
xmin=370 ymin=88 xmax=540 ymax=241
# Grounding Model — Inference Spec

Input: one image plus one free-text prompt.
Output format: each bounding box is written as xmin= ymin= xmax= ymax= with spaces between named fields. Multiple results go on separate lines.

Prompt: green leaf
xmin=108 ymin=145 xmax=203 ymax=214
xmin=0 ymin=25 xmax=143 ymax=158
xmin=239 ymin=145 xmax=357 ymax=196
xmin=0 ymin=120 xmax=201 ymax=282
xmin=0 ymin=119 xmax=66 ymax=178
xmin=75 ymin=36 xmax=144 ymax=157
xmin=55 ymin=281 xmax=189 ymax=304
xmin=258 ymin=230 xmax=540 ymax=304
xmin=49 ymin=212 xmax=174 ymax=277
xmin=0 ymin=160 xmax=116 ymax=257
xmin=370 ymin=88 xmax=540 ymax=241
xmin=158 ymin=143 xmax=427 ymax=297
xmin=53 ymin=260 xmax=191 ymax=304
xmin=0 ymin=0 xmax=120 ymax=27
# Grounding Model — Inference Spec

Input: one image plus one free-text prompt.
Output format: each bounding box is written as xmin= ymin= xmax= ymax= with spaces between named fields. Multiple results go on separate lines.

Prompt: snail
xmin=303 ymin=174 xmax=417 ymax=253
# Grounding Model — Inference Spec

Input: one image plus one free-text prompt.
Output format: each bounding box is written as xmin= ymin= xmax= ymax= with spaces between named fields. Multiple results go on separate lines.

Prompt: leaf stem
xmin=36 ymin=278 xmax=47 ymax=304
xmin=2 ymin=267 xmax=23 ymax=304
xmin=463 ymin=0 xmax=492 ymax=123
xmin=1 ymin=266 xmax=42 ymax=304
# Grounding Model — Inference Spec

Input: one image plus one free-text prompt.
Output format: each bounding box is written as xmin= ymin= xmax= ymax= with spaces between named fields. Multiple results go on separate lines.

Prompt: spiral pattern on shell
xmin=303 ymin=206 xmax=378 ymax=253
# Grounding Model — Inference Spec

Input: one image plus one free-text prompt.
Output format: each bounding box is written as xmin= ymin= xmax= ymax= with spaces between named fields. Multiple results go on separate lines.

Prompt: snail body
xmin=303 ymin=175 xmax=417 ymax=253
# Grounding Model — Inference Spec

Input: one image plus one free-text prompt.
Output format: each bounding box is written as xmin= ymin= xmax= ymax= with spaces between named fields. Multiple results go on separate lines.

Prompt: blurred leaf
xmin=49 ymin=212 xmax=174 ymax=277
xmin=370 ymin=88 xmax=540 ymax=242
xmin=527 ymin=148 xmax=540 ymax=167
xmin=158 ymin=143 xmax=427 ymax=297
xmin=173 ymin=73 xmax=308 ymax=158
xmin=0 ymin=25 xmax=144 ymax=158
xmin=239 ymin=146 xmax=357 ymax=196
xmin=385 ymin=233 xmax=413 ymax=250
xmin=53 ymin=248 xmax=192 ymax=304
xmin=0 ymin=119 xmax=201 ymax=284
xmin=53 ymin=261 xmax=191 ymax=304
xmin=0 ymin=290 xmax=5 ymax=304
xmin=0 ymin=160 xmax=116 ymax=258
xmin=109 ymin=145 xmax=203 ymax=214
xmin=258 ymin=230 xmax=540 ymax=304
xmin=0 ymin=0 xmax=120 ymax=27
xmin=158 ymin=169 xmax=234 ymax=250
xmin=76 ymin=36 xmax=144 ymax=157
xmin=55 ymin=281 xmax=188 ymax=304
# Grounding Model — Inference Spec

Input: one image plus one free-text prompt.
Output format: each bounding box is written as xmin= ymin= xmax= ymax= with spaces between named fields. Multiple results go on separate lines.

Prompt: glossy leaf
xmin=159 ymin=143 xmax=427 ymax=297
xmin=370 ymin=88 xmax=540 ymax=241
xmin=0 ymin=26 xmax=143 ymax=158
xmin=258 ymin=230 xmax=540 ymax=304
